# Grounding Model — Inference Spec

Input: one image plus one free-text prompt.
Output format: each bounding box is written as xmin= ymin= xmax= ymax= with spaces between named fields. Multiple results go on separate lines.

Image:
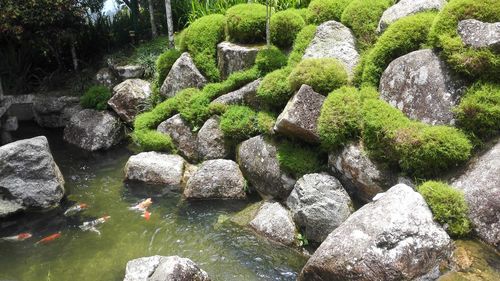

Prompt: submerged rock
xmin=211 ymin=79 xmax=261 ymax=107
xmin=249 ymin=201 xmax=296 ymax=246
xmin=458 ymin=19 xmax=500 ymax=51
xmin=197 ymin=116 xmax=230 ymax=161
xmin=124 ymin=255 xmax=210 ymax=281
xmin=377 ymin=0 xmax=446 ymax=33
xmin=109 ymin=79 xmax=151 ymax=123
xmin=33 ymin=95 xmax=81 ymax=128
xmin=124 ymin=152 xmax=185 ymax=187
xmin=115 ymin=65 xmax=144 ymax=79
xmin=157 ymin=114 xmax=198 ymax=162
xmin=160 ymin=52 xmax=207 ymax=98
xmin=217 ymin=42 xmax=259 ymax=80
xmin=96 ymin=67 xmax=120 ymax=89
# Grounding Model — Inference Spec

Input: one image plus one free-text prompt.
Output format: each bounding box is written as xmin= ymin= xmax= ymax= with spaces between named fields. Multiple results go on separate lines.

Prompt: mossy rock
xmin=306 ymin=0 xmax=352 ymax=24
xmin=230 ymin=202 xmax=263 ymax=226
xmin=271 ymin=10 xmax=306 ymax=48
xmin=288 ymin=58 xmax=348 ymax=95
xmin=226 ymin=4 xmax=268 ymax=44
xmin=255 ymin=46 xmax=288 ymax=75
xmin=257 ymin=67 xmax=293 ymax=109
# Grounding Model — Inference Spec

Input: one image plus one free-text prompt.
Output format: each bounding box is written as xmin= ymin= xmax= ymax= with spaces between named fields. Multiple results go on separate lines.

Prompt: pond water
xmin=0 ymin=123 xmax=307 ymax=281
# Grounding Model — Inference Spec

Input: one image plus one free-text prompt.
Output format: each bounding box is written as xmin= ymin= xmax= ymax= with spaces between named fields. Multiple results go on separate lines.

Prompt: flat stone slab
xmin=217 ymin=42 xmax=260 ymax=80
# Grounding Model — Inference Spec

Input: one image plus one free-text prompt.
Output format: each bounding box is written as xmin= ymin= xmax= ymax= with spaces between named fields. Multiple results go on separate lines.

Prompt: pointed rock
xmin=109 ymin=79 xmax=151 ymax=123
xmin=160 ymin=52 xmax=207 ymax=98
xmin=250 ymin=201 xmax=296 ymax=246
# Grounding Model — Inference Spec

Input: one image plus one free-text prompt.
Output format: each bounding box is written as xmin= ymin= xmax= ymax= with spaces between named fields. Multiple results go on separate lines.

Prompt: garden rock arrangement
xmin=217 ymin=42 xmax=260 ymax=79
xmin=249 ymin=201 xmax=296 ymax=246
xmin=377 ymin=0 xmax=446 ymax=33
xmin=124 ymin=255 xmax=210 ymax=281
xmin=160 ymin=52 xmax=207 ymax=98
xmin=157 ymin=114 xmax=199 ymax=162
xmin=32 ymin=95 xmax=81 ymax=128
xmin=458 ymin=19 xmax=500 ymax=51
xmin=124 ymin=152 xmax=185 ymax=187
xmin=109 ymin=79 xmax=151 ymax=123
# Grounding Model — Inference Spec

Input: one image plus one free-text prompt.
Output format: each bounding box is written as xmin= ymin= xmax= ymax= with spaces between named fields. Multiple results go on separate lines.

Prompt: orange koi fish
xmin=141 ymin=210 xmax=151 ymax=221
xmin=0 ymin=232 xmax=32 ymax=242
xmin=36 ymin=232 xmax=61 ymax=244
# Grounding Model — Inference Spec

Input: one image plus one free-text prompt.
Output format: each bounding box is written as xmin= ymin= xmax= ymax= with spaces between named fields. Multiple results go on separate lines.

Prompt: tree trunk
xmin=148 ymin=0 xmax=158 ymax=38
xmin=164 ymin=0 xmax=175 ymax=49
xmin=0 ymin=77 xmax=4 ymax=100
xmin=70 ymin=41 xmax=78 ymax=71
xmin=266 ymin=0 xmax=271 ymax=46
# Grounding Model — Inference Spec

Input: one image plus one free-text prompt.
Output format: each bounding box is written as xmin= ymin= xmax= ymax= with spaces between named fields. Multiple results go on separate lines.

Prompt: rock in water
xmin=217 ymin=42 xmax=260 ymax=80
xmin=109 ymin=79 xmax=151 ymax=123
xmin=115 ymin=65 xmax=144 ymax=79
xmin=0 ymin=136 xmax=64 ymax=216
xmin=160 ymin=52 xmax=207 ymax=98
xmin=452 ymin=140 xmax=500 ymax=250
xmin=157 ymin=114 xmax=198 ymax=162
xmin=96 ymin=67 xmax=119 ymax=89
xmin=377 ymin=0 xmax=446 ymax=33
xmin=458 ymin=19 xmax=500 ymax=51
xmin=211 ymin=79 xmax=261 ymax=107
xmin=124 ymin=255 xmax=210 ymax=281
xmin=249 ymin=202 xmax=296 ymax=246
xmin=197 ymin=116 xmax=230 ymax=161
xmin=379 ymin=49 xmax=465 ymax=125
xmin=33 ymin=95 xmax=81 ymax=128
xmin=286 ymin=173 xmax=353 ymax=243
xmin=63 ymin=109 xmax=124 ymax=151
xmin=184 ymin=159 xmax=246 ymax=200
xmin=299 ymin=184 xmax=452 ymax=281
xmin=124 ymin=152 xmax=185 ymax=187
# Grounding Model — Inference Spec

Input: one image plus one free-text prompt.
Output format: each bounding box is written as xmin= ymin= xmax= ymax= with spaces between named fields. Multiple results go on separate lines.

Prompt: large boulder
xmin=33 ymin=95 xmax=81 ymax=128
xmin=452 ymin=140 xmax=500 ymax=250
xmin=379 ymin=49 xmax=465 ymax=125
xmin=286 ymin=173 xmax=353 ymax=243
xmin=115 ymin=65 xmax=144 ymax=79
xmin=96 ymin=67 xmax=120 ymax=89
xmin=249 ymin=201 xmax=296 ymax=246
xmin=197 ymin=116 xmax=230 ymax=161
xmin=184 ymin=159 xmax=246 ymax=200
xmin=217 ymin=42 xmax=259 ymax=80
xmin=160 ymin=52 xmax=207 ymax=98
xmin=303 ymin=21 xmax=359 ymax=76
xmin=274 ymin=85 xmax=325 ymax=144
xmin=210 ymin=79 xmax=261 ymax=107
xmin=124 ymin=255 xmax=210 ymax=281
xmin=237 ymin=136 xmax=295 ymax=200
xmin=63 ymin=109 xmax=124 ymax=151
xmin=124 ymin=152 xmax=185 ymax=187
xmin=0 ymin=136 xmax=64 ymax=217
xmin=109 ymin=79 xmax=152 ymax=123
xmin=157 ymin=114 xmax=198 ymax=162
xmin=298 ymin=184 xmax=453 ymax=281
xmin=377 ymin=0 xmax=446 ymax=33
xmin=458 ymin=19 xmax=500 ymax=51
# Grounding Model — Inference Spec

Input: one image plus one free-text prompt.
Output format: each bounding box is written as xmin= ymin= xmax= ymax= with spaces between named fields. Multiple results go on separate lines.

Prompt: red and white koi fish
xmin=64 ymin=203 xmax=88 ymax=216
xmin=0 ymin=232 xmax=32 ymax=242
xmin=141 ymin=210 xmax=151 ymax=221
xmin=36 ymin=232 xmax=61 ymax=244
xmin=79 ymin=215 xmax=111 ymax=235
xmin=129 ymin=198 xmax=152 ymax=212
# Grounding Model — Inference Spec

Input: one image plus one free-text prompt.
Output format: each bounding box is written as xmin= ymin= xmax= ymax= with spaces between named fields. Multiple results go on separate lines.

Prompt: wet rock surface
xmin=124 ymin=152 xmax=185 ymax=187
xmin=109 ymin=79 xmax=151 ymax=123
xmin=124 ymin=255 xmax=210 ymax=281
xmin=377 ymin=0 xmax=446 ymax=33
xmin=249 ymin=202 xmax=296 ymax=246
xmin=33 ymin=95 xmax=81 ymax=128
xmin=217 ymin=42 xmax=259 ymax=80
xmin=160 ymin=52 xmax=207 ymax=98
xmin=458 ymin=19 xmax=500 ymax=51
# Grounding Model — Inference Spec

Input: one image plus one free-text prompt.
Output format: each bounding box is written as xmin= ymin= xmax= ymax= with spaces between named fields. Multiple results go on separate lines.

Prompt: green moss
xmin=255 ymin=46 xmax=288 ymax=75
xmin=226 ymin=4 xmax=268 ymax=44
xmin=155 ymin=49 xmax=182 ymax=88
xmin=270 ymin=10 xmax=306 ymax=48
xmin=306 ymin=0 xmax=352 ymax=24
xmin=219 ymin=105 xmax=275 ymax=141
xmin=288 ymin=58 xmax=348 ymax=95
xmin=418 ymin=181 xmax=472 ymax=237
xmin=293 ymin=8 xmax=309 ymax=22
xmin=288 ymin=24 xmax=317 ymax=67
xmin=276 ymin=140 xmax=323 ymax=177
xmin=256 ymin=111 xmax=277 ymax=135
xmin=257 ymin=67 xmax=293 ymax=108
xmin=80 ymin=85 xmax=112 ymax=110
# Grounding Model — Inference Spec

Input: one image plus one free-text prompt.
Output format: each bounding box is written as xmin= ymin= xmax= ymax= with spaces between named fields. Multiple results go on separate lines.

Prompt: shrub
xmin=155 ymin=49 xmax=182 ymax=87
xmin=288 ymin=24 xmax=317 ymax=67
xmin=255 ymin=46 xmax=288 ymax=75
xmin=288 ymin=58 xmax=348 ymax=95
xmin=226 ymin=4 xmax=268 ymax=44
xmin=257 ymin=67 xmax=293 ymax=108
xmin=294 ymin=8 xmax=309 ymax=22
xmin=429 ymin=0 xmax=500 ymax=79
xmin=276 ymin=140 xmax=323 ymax=177
xmin=271 ymin=10 xmax=306 ymax=48
xmin=80 ymin=85 xmax=112 ymax=110
xmin=418 ymin=181 xmax=472 ymax=237
xmin=306 ymin=0 xmax=352 ymax=24
xmin=219 ymin=105 xmax=276 ymax=141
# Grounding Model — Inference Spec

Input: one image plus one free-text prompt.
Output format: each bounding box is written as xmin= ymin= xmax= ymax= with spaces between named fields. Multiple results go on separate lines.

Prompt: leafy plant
xmin=80 ymin=85 xmax=112 ymax=110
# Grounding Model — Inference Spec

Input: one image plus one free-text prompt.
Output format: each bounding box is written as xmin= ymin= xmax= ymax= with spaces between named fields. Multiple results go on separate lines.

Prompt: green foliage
xmin=187 ymin=0 xmax=247 ymax=24
xmin=219 ymin=105 xmax=275 ymax=141
xmin=418 ymin=181 xmax=472 ymax=237
xmin=255 ymin=46 xmax=288 ymax=75
xmin=306 ymin=0 xmax=352 ymax=24
xmin=288 ymin=24 xmax=317 ymax=67
xmin=429 ymin=0 xmax=500 ymax=79
xmin=226 ymin=4 xmax=268 ymax=44
xmin=257 ymin=67 xmax=294 ymax=108
xmin=276 ymin=140 xmax=323 ymax=177
xmin=288 ymin=58 xmax=348 ymax=95
xmin=271 ymin=10 xmax=306 ymax=48
xmin=155 ymin=49 xmax=182 ymax=88
xmin=80 ymin=85 xmax=112 ymax=110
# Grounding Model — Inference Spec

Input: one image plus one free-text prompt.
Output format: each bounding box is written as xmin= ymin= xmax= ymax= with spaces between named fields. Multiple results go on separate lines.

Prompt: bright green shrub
xmin=429 ymin=0 xmax=500 ymax=79
xmin=277 ymin=140 xmax=323 ymax=177
xmin=288 ymin=58 xmax=348 ymax=95
xmin=271 ymin=10 xmax=306 ymax=48
xmin=306 ymin=0 xmax=352 ymax=24
xmin=80 ymin=85 xmax=112 ymax=110
xmin=418 ymin=181 xmax=472 ymax=237
xmin=219 ymin=105 xmax=276 ymax=141
xmin=294 ymin=8 xmax=309 ymax=21
xmin=255 ymin=46 xmax=288 ymax=75
xmin=257 ymin=67 xmax=293 ymax=108
xmin=454 ymin=82 xmax=500 ymax=139
xmin=155 ymin=49 xmax=182 ymax=87
xmin=226 ymin=4 xmax=268 ymax=44
xmin=288 ymin=24 xmax=317 ymax=67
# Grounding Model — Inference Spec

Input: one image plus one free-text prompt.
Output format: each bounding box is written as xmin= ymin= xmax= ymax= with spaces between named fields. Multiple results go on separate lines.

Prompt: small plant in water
xmin=297 ymin=232 xmax=309 ymax=247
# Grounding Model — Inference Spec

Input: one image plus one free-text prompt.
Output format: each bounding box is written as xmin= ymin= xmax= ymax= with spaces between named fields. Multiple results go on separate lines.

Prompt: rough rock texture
xmin=299 ymin=184 xmax=453 ymax=281
xmin=33 ymin=95 xmax=81 ymax=128
xmin=115 ymin=65 xmax=144 ymax=79
xmin=109 ymin=79 xmax=152 ymax=123
xmin=217 ymin=42 xmax=259 ymax=80
xmin=197 ymin=116 xmax=230 ymax=160
xmin=160 ymin=52 xmax=207 ymax=98
xmin=124 ymin=152 xmax=185 ymax=186
xmin=458 ymin=19 xmax=500 ymax=51
xmin=286 ymin=173 xmax=353 ymax=243
xmin=249 ymin=202 xmax=296 ymax=246
xmin=274 ymin=85 xmax=325 ymax=144
xmin=184 ymin=159 xmax=246 ymax=200
xmin=211 ymin=79 xmax=261 ymax=107
xmin=96 ymin=67 xmax=120 ymax=89
xmin=237 ymin=136 xmax=295 ymax=200
xmin=328 ymin=142 xmax=398 ymax=203
xmin=452 ymin=140 xmax=500 ymax=250
xmin=124 ymin=255 xmax=210 ymax=281
xmin=0 ymin=136 xmax=64 ymax=216
xmin=157 ymin=114 xmax=198 ymax=162
xmin=63 ymin=109 xmax=124 ymax=151
xmin=303 ymin=21 xmax=359 ymax=76
xmin=380 ymin=49 xmax=465 ymax=125
xmin=377 ymin=0 xmax=446 ymax=33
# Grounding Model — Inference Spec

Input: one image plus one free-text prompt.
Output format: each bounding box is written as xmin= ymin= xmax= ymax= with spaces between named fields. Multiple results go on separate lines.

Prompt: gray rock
xmin=379 ymin=49 xmax=465 ymax=125
xmin=63 ymin=109 xmax=124 ymax=151
xmin=377 ymin=0 xmax=446 ymax=33
xmin=124 ymin=255 xmax=210 ymax=281
xmin=211 ymin=79 xmax=261 ymax=107
xmin=109 ymin=79 xmax=152 ymax=123
xmin=286 ymin=173 xmax=353 ymax=243
xmin=197 ymin=116 xmax=230 ymax=160
xmin=160 ymin=53 xmax=207 ymax=98
xmin=217 ymin=42 xmax=260 ymax=80
xmin=274 ymin=85 xmax=325 ymax=144
xmin=249 ymin=202 xmax=296 ymax=246
xmin=157 ymin=114 xmax=198 ymax=162
xmin=33 ymin=95 xmax=81 ymax=128
xmin=303 ymin=21 xmax=359 ymax=76
xmin=452 ymin=140 xmax=500 ymax=250
xmin=458 ymin=19 xmax=500 ymax=51
xmin=299 ymin=184 xmax=453 ymax=281
xmin=115 ymin=65 xmax=144 ymax=79
xmin=125 ymin=152 xmax=185 ymax=187
xmin=96 ymin=67 xmax=120 ymax=89
xmin=237 ymin=136 xmax=295 ymax=200
xmin=184 ymin=159 xmax=246 ymax=200
xmin=0 ymin=136 xmax=64 ymax=216
xmin=1 ymin=116 xmax=18 ymax=131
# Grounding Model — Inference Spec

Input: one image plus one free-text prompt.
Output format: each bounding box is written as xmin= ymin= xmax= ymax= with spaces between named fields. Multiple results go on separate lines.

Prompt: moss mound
xmin=255 ymin=46 xmax=288 ymax=75
xmin=276 ymin=140 xmax=323 ymax=178
xmin=80 ymin=85 xmax=112 ymax=110
xmin=155 ymin=49 xmax=182 ymax=87
xmin=306 ymin=0 xmax=352 ymax=24
xmin=288 ymin=24 xmax=317 ymax=67
xmin=257 ymin=67 xmax=293 ymax=108
xmin=226 ymin=4 xmax=268 ymax=44
xmin=288 ymin=58 xmax=348 ymax=95
xmin=271 ymin=10 xmax=306 ymax=48
xmin=219 ymin=105 xmax=275 ymax=141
